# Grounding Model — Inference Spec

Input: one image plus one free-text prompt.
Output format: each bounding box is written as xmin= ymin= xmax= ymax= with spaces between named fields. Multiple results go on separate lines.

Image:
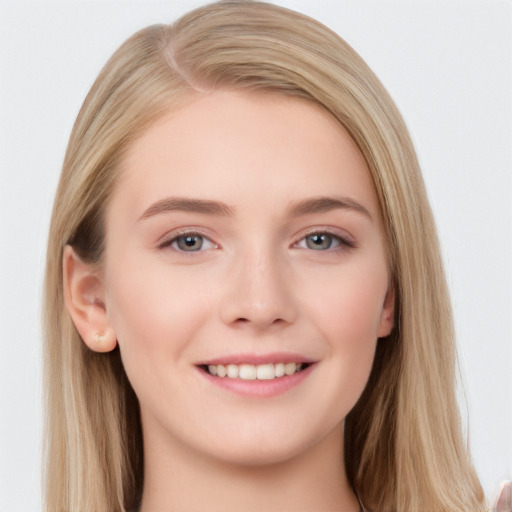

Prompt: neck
xmin=139 ymin=421 xmax=360 ymax=512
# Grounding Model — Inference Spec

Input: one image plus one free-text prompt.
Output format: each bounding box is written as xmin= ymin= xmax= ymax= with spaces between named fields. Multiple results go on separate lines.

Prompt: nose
xmin=219 ymin=246 xmax=297 ymax=331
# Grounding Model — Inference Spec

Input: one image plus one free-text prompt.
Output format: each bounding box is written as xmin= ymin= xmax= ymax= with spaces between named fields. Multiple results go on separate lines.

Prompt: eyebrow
xmin=138 ymin=197 xmax=235 ymax=221
xmin=288 ymin=196 xmax=372 ymax=219
xmin=138 ymin=195 xmax=372 ymax=221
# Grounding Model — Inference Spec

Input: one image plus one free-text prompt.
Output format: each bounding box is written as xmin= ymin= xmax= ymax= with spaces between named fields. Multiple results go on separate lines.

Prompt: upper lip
xmin=196 ymin=352 xmax=316 ymax=366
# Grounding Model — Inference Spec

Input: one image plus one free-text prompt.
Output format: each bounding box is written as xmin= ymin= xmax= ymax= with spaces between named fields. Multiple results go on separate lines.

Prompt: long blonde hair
xmin=43 ymin=1 xmax=486 ymax=511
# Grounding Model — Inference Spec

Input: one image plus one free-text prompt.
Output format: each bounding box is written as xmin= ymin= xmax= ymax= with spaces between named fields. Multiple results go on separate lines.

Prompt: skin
xmin=64 ymin=91 xmax=394 ymax=511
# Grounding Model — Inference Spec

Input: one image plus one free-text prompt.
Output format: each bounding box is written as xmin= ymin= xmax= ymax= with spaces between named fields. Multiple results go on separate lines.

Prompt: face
xmin=101 ymin=91 xmax=394 ymax=466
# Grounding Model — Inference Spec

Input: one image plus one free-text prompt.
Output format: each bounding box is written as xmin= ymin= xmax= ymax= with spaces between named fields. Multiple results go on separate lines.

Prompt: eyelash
xmin=158 ymin=229 xmax=356 ymax=253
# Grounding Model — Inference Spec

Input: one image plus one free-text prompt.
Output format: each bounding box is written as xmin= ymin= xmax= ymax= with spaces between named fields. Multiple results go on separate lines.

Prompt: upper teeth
xmin=207 ymin=362 xmax=303 ymax=380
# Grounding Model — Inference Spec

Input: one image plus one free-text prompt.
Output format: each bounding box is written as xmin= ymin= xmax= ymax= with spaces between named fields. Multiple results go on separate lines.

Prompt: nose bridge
xmin=220 ymin=240 xmax=296 ymax=329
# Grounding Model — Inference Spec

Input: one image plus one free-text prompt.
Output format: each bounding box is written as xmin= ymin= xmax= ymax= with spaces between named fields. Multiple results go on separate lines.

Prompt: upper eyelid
xmin=158 ymin=226 xmax=213 ymax=242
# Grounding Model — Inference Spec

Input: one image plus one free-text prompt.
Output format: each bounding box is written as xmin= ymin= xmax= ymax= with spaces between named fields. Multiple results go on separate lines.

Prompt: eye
xmin=295 ymin=231 xmax=353 ymax=251
xmin=303 ymin=233 xmax=340 ymax=250
xmin=161 ymin=232 xmax=217 ymax=252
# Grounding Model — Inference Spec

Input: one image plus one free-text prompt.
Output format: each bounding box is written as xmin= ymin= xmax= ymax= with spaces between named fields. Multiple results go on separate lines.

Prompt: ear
xmin=377 ymin=283 xmax=396 ymax=338
xmin=62 ymin=245 xmax=117 ymax=352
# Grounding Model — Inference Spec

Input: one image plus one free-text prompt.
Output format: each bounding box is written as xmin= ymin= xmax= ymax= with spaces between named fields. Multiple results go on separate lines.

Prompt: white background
xmin=0 ymin=1 xmax=510 ymax=510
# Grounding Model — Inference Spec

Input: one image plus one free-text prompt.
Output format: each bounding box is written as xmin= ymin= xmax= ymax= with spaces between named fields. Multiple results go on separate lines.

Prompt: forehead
xmin=110 ymin=91 xmax=380 ymax=222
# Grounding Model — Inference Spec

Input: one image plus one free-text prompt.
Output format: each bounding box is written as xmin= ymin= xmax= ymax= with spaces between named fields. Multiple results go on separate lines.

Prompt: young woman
xmin=43 ymin=1 xmax=487 ymax=511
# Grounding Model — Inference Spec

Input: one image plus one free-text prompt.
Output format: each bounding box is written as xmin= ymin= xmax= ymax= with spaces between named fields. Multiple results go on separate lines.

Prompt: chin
xmin=208 ymin=443 xmax=311 ymax=469
xmin=197 ymin=419 xmax=343 ymax=470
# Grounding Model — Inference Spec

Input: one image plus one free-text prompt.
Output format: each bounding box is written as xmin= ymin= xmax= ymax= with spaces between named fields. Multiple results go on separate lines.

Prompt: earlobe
xmin=377 ymin=284 xmax=396 ymax=338
xmin=62 ymin=245 xmax=117 ymax=353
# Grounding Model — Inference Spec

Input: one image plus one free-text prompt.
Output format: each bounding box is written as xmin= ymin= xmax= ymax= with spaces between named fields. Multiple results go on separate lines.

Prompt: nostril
xmin=233 ymin=316 xmax=287 ymax=328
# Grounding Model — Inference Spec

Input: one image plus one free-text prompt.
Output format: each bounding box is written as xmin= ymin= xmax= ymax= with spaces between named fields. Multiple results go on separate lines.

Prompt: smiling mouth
xmin=199 ymin=362 xmax=311 ymax=380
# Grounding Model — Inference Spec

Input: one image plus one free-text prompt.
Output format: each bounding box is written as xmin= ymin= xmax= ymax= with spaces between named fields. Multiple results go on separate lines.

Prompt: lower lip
xmin=196 ymin=364 xmax=315 ymax=398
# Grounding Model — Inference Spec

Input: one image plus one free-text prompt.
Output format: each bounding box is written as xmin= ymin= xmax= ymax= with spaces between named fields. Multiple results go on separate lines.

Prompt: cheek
xmin=321 ymin=282 xmax=381 ymax=372
xmin=104 ymin=256 xmax=213 ymax=375
xmin=310 ymin=267 xmax=388 ymax=347
xmin=302 ymin=262 xmax=387 ymax=407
